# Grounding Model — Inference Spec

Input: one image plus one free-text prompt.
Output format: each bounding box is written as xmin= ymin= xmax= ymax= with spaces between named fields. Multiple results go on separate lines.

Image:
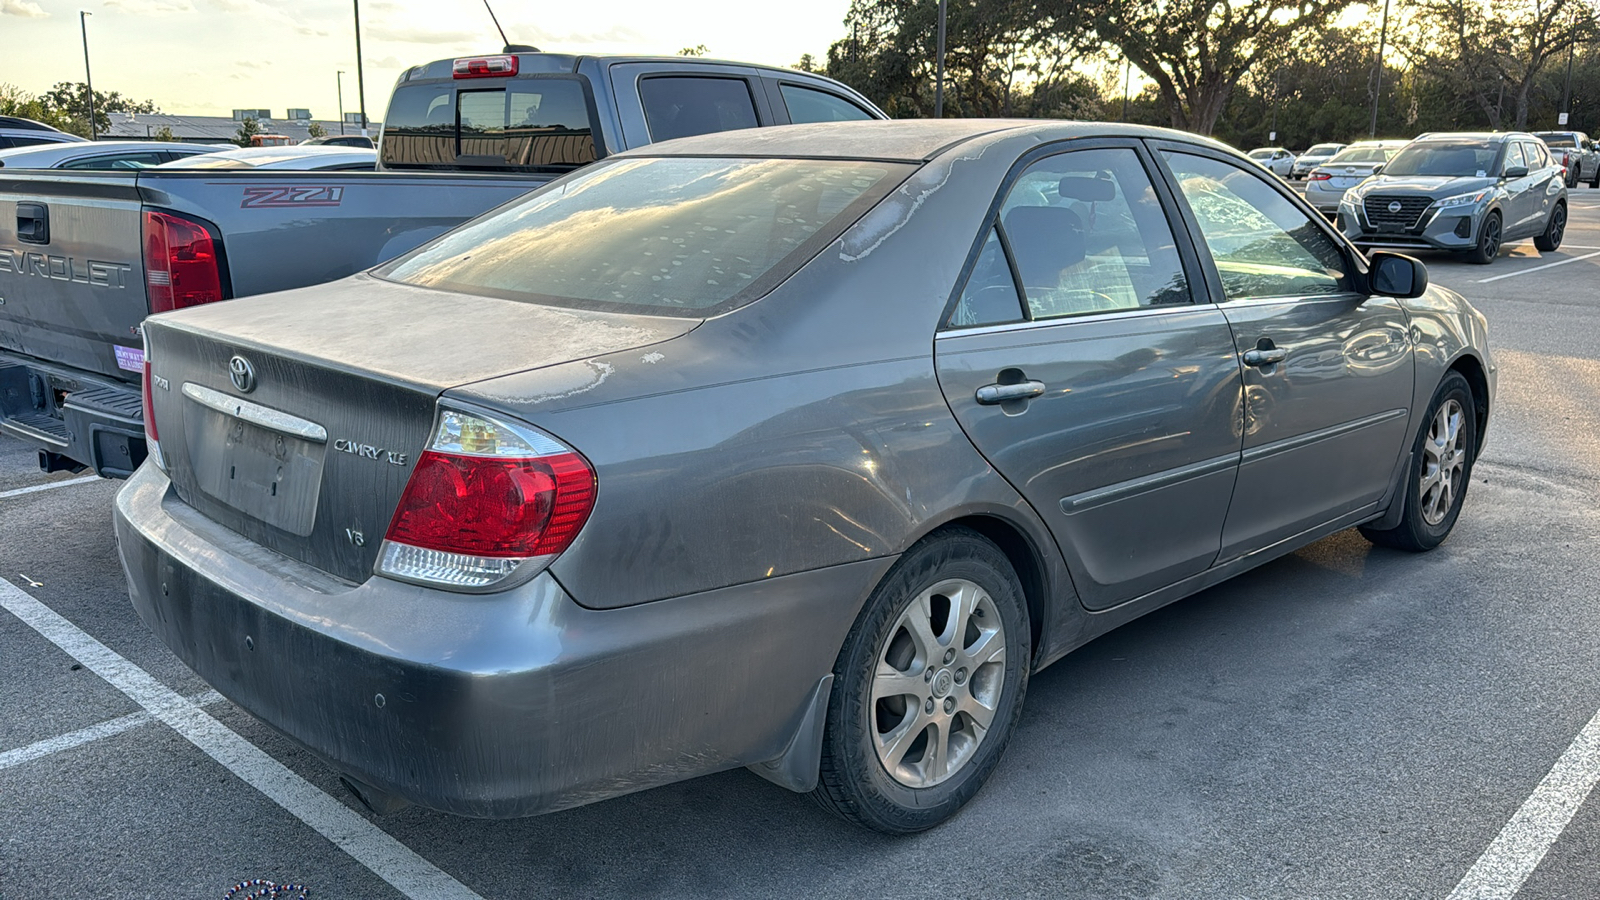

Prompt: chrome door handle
xmin=975 ymin=381 xmax=1046 ymax=404
xmin=1242 ymin=347 xmax=1288 ymax=367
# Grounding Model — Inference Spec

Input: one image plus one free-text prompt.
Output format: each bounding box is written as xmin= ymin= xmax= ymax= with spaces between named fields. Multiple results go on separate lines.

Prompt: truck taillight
xmin=144 ymin=210 xmax=224 ymax=314
xmin=453 ymin=55 xmax=518 ymax=78
xmin=141 ymin=358 xmax=164 ymax=471
xmin=378 ymin=406 xmax=595 ymax=591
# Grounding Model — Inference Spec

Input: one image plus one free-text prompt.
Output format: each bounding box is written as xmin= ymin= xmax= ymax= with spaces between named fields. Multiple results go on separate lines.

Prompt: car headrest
xmin=1002 ymin=206 xmax=1086 ymax=286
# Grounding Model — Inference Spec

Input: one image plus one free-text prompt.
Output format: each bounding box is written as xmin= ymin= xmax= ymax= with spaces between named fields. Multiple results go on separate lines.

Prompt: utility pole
xmin=934 ymin=0 xmax=947 ymax=118
xmin=80 ymin=11 xmax=97 ymax=140
xmin=353 ymin=0 xmax=369 ymax=136
xmin=1560 ymin=14 xmax=1576 ymax=126
xmin=1122 ymin=58 xmax=1131 ymax=122
xmin=1368 ymin=0 xmax=1390 ymax=139
xmin=337 ymin=70 xmax=346 ymax=135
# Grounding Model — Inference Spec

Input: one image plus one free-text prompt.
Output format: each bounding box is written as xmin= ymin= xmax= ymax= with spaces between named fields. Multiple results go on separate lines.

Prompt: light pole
xmin=352 ymin=0 xmax=369 ymax=136
xmin=934 ymin=0 xmax=947 ymax=118
xmin=1560 ymin=18 xmax=1576 ymax=126
xmin=337 ymin=70 xmax=346 ymax=135
xmin=1368 ymin=0 xmax=1390 ymax=139
xmin=80 ymin=11 xmax=97 ymax=140
xmin=1122 ymin=58 xmax=1131 ymax=122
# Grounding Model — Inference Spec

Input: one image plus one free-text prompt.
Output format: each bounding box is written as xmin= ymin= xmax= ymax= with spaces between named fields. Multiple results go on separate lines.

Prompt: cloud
xmin=103 ymin=0 xmax=195 ymax=13
xmin=1 ymin=0 xmax=48 ymax=17
xmin=366 ymin=23 xmax=484 ymax=44
xmin=234 ymin=59 xmax=269 ymax=69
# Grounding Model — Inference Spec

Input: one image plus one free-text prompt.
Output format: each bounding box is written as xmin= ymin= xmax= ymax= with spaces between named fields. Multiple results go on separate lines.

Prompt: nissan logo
xmin=228 ymin=355 xmax=256 ymax=393
xmin=1387 ymin=201 xmax=1403 ymax=213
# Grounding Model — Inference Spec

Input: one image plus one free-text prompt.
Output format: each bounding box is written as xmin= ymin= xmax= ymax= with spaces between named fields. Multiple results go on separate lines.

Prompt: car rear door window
xmin=640 ymin=76 xmax=759 ymax=142
xmin=778 ymin=84 xmax=874 ymax=123
xmin=1162 ymin=152 xmax=1347 ymax=301
xmin=993 ymin=147 xmax=1192 ymax=320
xmin=948 ymin=228 xmax=1024 ymax=327
xmin=1503 ymin=142 xmax=1527 ymax=172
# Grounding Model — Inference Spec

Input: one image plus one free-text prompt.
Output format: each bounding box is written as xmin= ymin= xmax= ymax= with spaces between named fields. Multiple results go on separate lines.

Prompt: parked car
xmin=1290 ymin=142 xmax=1347 ymax=179
xmin=0 ymin=115 xmax=86 ymax=150
xmin=1340 ymin=131 xmax=1568 ymax=264
xmin=1247 ymin=146 xmax=1296 ymax=177
xmin=1533 ymin=131 xmax=1600 ymax=189
xmin=301 ymin=134 xmax=376 ymax=148
xmin=0 ymin=50 xmax=886 ymax=478
xmin=118 ymin=119 xmax=1494 ymax=835
xmin=0 ymin=140 xmax=222 ymax=170
xmin=1304 ymin=140 xmax=1410 ymax=216
xmin=157 ymin=145 xmax=378 ymax=170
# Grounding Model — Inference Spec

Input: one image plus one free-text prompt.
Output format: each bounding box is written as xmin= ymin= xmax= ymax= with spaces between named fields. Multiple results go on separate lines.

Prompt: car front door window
xmin=1160 ymin=151 xmax=1347 ymax=302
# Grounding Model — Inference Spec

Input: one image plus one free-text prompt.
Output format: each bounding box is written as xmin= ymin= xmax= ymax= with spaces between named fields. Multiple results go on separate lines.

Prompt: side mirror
xmin=1372 ymin=164 xmax=1384 ymax=174
xmin=1502 ymin=165 xmax=1529 ymax=179
xmin=1369 ymin=250 xmax=1429 ymax=299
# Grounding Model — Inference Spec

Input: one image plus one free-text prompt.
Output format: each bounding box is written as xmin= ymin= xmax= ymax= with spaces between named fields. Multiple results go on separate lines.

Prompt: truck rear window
xmin=381 ymin=76 xmax=599 ymax=171
xmin=376 ymin=156 xmax=911 ymax=316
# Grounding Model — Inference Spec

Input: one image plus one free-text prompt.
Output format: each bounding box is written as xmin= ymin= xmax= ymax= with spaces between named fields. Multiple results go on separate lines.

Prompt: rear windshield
xmin=1328 ymin=147 xmax=1390 ymax=164
xmin=1306 ymin=144 xmax=1343 ymax=154
xmin=380 ymin=76 xmax=599 ymax=172
xmin=377 ymin=156 xmax=911 ymax=316
xmin=1382 ymin=141 xmax=1500 ymax=177
xmin=1535 ymin=133 xmax=1577 ymax=147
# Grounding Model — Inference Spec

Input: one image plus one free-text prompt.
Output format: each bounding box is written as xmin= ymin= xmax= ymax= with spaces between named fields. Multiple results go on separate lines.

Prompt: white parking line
xmin=0 ymin=690 xmax=223 ymax=771
xmin=1478 ymin=250 xmax=1600 ymax=283
xmin=0 ymin=475 xmax=101 ymax=500
xmin=0 ymin=578 xmax=486 ymax=900
xmin=1446 ymin=706 xmax=1600 ymax=900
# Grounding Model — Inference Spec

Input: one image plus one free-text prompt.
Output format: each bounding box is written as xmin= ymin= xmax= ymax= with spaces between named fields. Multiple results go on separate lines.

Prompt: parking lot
xmin=3 ymin=197 xmax=1600 ymax=898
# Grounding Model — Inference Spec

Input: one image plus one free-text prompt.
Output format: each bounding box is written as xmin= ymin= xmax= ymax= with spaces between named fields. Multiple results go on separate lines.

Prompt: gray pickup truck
xmin=0 ymin=51 xmax=883 ymax=476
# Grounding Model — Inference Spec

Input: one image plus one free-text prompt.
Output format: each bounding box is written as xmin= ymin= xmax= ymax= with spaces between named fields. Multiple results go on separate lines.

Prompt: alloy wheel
xmin=1481 ymin=217 xmax=1502 ymax=259
xmin=1420 ymin=398 xmax=1467 ymax=526
xmin=871 ymin=578 xmax=1006 ymax=789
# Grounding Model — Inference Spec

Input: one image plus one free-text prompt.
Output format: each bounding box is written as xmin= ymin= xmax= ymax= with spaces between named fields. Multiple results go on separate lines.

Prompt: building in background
xmin=101 ymin=111 xmax=381 ymax=144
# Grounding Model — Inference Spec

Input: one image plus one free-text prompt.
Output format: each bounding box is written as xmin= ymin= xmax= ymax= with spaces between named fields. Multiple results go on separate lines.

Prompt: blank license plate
xmin=186 ymin=406 xmax=326 ymax=536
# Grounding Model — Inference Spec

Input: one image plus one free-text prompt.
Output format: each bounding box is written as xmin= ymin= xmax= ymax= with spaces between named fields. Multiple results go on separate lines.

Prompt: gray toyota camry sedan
xmin=116 ymin=120 xmax=1494 ymax=834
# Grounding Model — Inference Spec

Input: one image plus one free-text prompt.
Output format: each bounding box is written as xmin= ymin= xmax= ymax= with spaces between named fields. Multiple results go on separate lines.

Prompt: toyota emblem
xmin=228 ymin=355 xmax=256 ymax=393
xmin=1387 ymin=201 xmax=1403 ymax=213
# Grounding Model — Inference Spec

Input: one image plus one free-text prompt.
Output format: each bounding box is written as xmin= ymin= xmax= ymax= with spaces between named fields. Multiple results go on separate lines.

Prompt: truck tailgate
xmin=0 ymin=174 xmax=148 ymax=382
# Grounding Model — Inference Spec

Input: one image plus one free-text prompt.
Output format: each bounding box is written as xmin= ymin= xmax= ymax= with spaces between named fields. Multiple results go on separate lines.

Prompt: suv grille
xmin=1363 ymin=195 xmax=1432 ymax=229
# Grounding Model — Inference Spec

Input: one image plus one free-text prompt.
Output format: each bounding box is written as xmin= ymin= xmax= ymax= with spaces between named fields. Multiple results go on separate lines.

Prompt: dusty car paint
xmin=116 ymin=119 xmax=1495 ymax=819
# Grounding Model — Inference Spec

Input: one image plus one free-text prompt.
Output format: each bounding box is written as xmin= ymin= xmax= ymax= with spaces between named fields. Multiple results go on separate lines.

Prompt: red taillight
xmin=386 ymin=450 xmax=594 ymax=557
xmin=141 ymin=357 xmax=164 ymax=470
xmin=453 ymin=55 xmax=518 ymax=78
xmin=1309 ymin=171 xmax=1332 ymax=181
xmin=143 ymin=210 xmax=224 ymax=314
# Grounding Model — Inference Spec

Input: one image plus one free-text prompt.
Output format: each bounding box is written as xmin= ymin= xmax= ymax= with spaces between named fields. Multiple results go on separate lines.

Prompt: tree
xmin=0 ymin=83 xmax=75 ymax=132
xmin=40 ymin=81 xmax=160 ymax=137
xmin=234 ymin=116 xmax=262 ymax=147
xmin=152 ymin=126 xmax=176 ymax=142
xmin=1064 ymin=0 xmax=1361 ymax=135
xmin=307 ymin=122 xmax=327 ymax=139
xmin=678 ymin=44 xmax=709 ymax=57
xmin=795 ymin=53 xmax=819 ymax=72
xmin=1403 ymin=0 xmax=1600 ymax=129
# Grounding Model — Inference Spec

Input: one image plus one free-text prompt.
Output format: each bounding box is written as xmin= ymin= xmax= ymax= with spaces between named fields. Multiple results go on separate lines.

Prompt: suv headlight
xmin=1432 ymin=190 xmax=1490 ymax=210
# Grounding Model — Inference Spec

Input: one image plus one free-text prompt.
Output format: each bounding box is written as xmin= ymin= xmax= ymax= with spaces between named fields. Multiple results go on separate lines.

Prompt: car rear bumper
xmin=114 ymin=462 xmax=886 ymax=818
xmin=0 ymin=350 xmax=145 ymax=477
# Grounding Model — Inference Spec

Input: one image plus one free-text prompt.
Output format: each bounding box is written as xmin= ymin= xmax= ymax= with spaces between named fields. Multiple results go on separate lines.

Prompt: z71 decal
xmin=240 ymin=186 xmax=345 ymax=209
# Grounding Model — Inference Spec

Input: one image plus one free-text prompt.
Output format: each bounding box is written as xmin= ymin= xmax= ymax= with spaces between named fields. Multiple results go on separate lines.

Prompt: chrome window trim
xmin=181 ymin=382 xmax=329 ymax=443
xmin=935 ymin=301 xmax=1203 ymax=339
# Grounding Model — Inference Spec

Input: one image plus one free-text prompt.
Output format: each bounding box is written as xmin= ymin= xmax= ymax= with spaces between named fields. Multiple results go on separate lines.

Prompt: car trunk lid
xmin=144 ymin=274 xmax=698 ymax=583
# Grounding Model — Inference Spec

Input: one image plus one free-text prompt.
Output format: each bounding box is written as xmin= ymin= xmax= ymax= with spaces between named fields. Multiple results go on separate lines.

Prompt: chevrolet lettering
xmin=0 ymin=247 xmax=133 ymax=289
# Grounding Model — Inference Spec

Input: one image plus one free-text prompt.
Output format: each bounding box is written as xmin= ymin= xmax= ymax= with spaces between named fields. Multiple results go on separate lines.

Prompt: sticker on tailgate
xmin=114 ymin=345 xmax=145 ymax=372
xmin=240 ymin=186 xmax=345 ymax=209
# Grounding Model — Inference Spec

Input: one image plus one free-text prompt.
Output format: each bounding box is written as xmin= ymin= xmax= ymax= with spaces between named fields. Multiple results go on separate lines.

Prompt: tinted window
xmin=381 ymin=78 xmax=597 ymax=171
xmin=1383 ymin=141 xmax=1499 ymax=177
xmin=1306 ymin=144 xmax=1343 ymax=154
xmin=1163 ymin=152 xmax=1347 ymax=302
xmin=379 ymin=157 xmax=909 ymax=315
xmin=998 ymin=147 xmax=1191 ymax=320
xmin=1327 ymin=147 xmax=1390 ymax=164
xmin=1523 ymin=141 xmax=1550 ymax=168
xmin=0 ymin=137 xmax=12 ymax=150
xmin=59 ymin=152 xmax=167 ymax=170
xmin=640 ymin=76 xmax=759 ymax=142
xmin=1535 ymin=133 xmax=1577 ymax=148
xmin=779 ymin=84 xmax=873 ymax=123
xmin=949 ymin=228 xmax=1023 ymax=328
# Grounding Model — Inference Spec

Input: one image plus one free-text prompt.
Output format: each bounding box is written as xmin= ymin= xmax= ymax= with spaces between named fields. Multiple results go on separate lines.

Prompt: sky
xmin=0 ymin=0 xmax=856 ymax=118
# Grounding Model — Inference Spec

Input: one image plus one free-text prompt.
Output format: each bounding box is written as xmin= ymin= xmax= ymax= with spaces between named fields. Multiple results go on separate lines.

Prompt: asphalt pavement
xmin=3 ymin=194 xmax=1600 ymax=899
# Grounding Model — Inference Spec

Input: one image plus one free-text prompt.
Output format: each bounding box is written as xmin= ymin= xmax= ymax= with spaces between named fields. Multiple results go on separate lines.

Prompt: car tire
xmin=1535 ymin=202 xmax=1567 ymax=252
xmin=811 ymin=527 xmax=1030 ymax=834
xmin=1589 ymin=164 xmax=1599 ymax=189
xmin=1359 ymin=370 xmax=1477 ymax=553
xmin=1465 ymin=211 xmax=1502 ymax=265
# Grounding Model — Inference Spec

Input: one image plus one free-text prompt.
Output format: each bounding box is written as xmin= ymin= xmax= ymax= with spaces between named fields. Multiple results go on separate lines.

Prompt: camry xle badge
xmin=1388 ymin=201 xmax=1403 ymax=213
xmin=228 ymin=355 xmax=256 ymax=393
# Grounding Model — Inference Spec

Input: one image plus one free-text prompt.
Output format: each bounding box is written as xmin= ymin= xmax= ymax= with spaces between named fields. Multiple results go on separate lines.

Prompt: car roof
xmin=1413 ymin=132 xmax=1528 ymax=143
xmin=157 ymin=145 xmax=377 ymax=169
xmin=0 ymin=140 xmax=222 ymax=167
xmin=613 ymin=119 xmax=1230 ymax=164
